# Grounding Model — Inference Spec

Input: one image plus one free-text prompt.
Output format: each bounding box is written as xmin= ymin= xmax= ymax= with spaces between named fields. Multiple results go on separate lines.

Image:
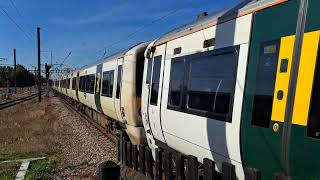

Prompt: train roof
xmin=69 ymin=41 xmax=150 ymax=75
xmin=154 ymin=0 xmax=287 ymax=46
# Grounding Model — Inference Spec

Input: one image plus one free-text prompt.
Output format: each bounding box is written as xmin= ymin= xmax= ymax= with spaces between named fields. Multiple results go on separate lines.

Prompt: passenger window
xmin=101 ymin=70 xmax=114 ymax=98
xmin=72 ymin=77 xmax=76 ymax=90
xmin=251 ymin=40 xmax=280 ymax=128
xmin=168 ymin=59 xmax=185 ymax=107
xmin=185 ymin=52 xmax=237 ymax=121
xmin=146 ymin=59 xmax=153 ymax=84
xmin=89 ymin=74 xmax=95 ymax=94
xmin=150 ymin=56 xmax=162 ymax=106
xmin=307 ymin=49 xmax=320 ymax=138
xmin=116 ymin=65 xmax=122 ymax=99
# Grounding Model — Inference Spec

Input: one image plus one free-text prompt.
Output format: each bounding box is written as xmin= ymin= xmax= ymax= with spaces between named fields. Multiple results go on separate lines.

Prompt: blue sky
xmin=0 ymin=0 xmax=241 ymax=71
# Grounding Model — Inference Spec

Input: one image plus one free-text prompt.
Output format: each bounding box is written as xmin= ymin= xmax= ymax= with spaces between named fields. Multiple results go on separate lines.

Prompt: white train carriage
xmin=57 ymin=42 xmax=150 ymax=144
xmin=141 ymin=1 xmax=257 ymax=178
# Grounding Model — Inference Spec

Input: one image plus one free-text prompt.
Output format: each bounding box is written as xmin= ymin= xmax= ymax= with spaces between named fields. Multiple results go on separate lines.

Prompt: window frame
xmin=149 ymin=55 xmax=163 ymax=106
xmin=101 ymin=70 xmax=115 ymax=98
xmin=251 ymin=39 xmax=281 ymax=128
xmin=167 ymin=46 xmax=240 ymax=122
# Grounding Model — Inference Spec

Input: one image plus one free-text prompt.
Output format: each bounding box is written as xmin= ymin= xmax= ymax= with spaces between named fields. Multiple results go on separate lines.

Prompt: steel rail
xmin=0 ymin=93 xmax=44 ymax=110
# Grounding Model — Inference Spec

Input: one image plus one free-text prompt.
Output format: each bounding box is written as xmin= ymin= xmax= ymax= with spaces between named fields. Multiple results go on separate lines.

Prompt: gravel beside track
xmin=50 ymin=96 xmax=117 ymax=179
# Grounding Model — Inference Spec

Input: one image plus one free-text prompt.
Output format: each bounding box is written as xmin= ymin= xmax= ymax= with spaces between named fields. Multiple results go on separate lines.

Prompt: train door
xmin=95 ymin=64 xmax=103 ymax=113
xmin=241 ymin=0 xmax=320 ymax=179
xmin=115 ymin=58 xmax=123 ymax=122
xmin=147 ymin=45 xmax=166 ymax=143
xmin=76 ymin=72 xmax=80 ymax=101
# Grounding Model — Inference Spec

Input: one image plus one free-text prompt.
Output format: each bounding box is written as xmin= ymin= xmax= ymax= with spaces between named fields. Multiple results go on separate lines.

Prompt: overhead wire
xmin=0 ymin=6 xmax=33 ymax=42
xmin=96 ymin=0 xmax=195 ymax=58
xmin=9 ymin=0 xmax=36 ymax=39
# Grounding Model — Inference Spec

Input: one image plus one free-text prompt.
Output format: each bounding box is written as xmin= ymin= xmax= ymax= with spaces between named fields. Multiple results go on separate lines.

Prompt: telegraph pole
xmin=37 ymin=27 xmax=41 ymax=102
xmin=13 ymin=48 xmax=17 ymax=93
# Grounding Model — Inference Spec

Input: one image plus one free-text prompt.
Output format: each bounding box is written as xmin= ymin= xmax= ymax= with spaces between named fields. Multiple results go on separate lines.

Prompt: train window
xmin=146 ymin=59 xmax=153 ymax=84
xmin=150 ymin=56 xmax=162 ymax=106
xmin=251 ymin=40 xmax=280 ymax=128
xmin=307 ymin=49 xmax=320 ymax=139
xmin=185 ymin=51 xmax=237 ymax=121
xmin=72 ymin=77 xmax=76 ymax=90
xmin=168 ymin=58 xmax=185 ymax=108
xmin=88 ymin=74 xmax=95 ymax=94
xmin=79 ymin=76 xmax=83 ymax=91
xmin=101 ymin=70 xmax=114 ymax=98
xmin=116 ymin=65 xmax=122 ymax=99
xmin=67 ymin=78 xmax=70 ymax=89
xmin=203 ymin=38 xmax=215 ymax=48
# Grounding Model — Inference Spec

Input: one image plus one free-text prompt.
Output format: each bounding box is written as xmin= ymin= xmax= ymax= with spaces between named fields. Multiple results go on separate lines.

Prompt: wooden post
xmin=98 ymin=161 xmax=120 ymax=180
xmin=133 ymin=145 xmax=139 ymax=171
xmin=123 ymin=141 xmax=127 ymax=165
xmin=164 ymin=151 xmax=173 ymax=180
xmin=155 ymin=148 xmax=163 ymax=180
xmin=37 ymin=27 xmax=41 ymax=102
xmin=222 ymin=162 xmax=236 ymax=180
xmin=244 ymin=167 xmax=261 ymax=180
xmin=139 ymin=145 xmax=146 ymax=174
xmin=175 ymin=152 xmax=185 ymax=180
xmin=13 ymin=48 xmax=16 ymax=93
xmin=126 ymin=142 xmax=132 ymax=168
xmin=204 ymin=158 xmax=217 ymax=180
xmin=186 ymin=155 xmax=198 ymax=180
xmin=145 ymin=147 xmax=153 ymax=178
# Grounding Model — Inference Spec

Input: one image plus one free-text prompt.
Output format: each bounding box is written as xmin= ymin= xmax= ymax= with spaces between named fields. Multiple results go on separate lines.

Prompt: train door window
xmin=79 ymin=76 xmax=83 ymax=92
xmin=88 ymin=74 xmax=95 ymax=94
xmin=116 ymin=65 xmax=122 ymax=99
xmin=251 ymin=40 xmax=280 ymax=128
xmin=150 ymin=55 xmax=162 ymax=106
xmin=72 ymin=77 xmax=76 ymax=90
xmin=167 ymin=58 xmax=185 ymax=108
xmin=307 ymin=48 xmax=320 ymax=138
xmin=102 ymin=70 xmax=114 ymax=98
xmin=185 ymin=49 xmax=238 ymax=121
xmin=146 ymin=58 xmax=153 ymax=84
xmin=67 ymin=78 xmax=70 ymax=89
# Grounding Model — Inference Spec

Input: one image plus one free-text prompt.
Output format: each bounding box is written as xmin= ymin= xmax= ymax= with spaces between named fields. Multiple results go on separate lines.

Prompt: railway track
xmin=59 ymin=95 xmax=117 ymax=143
xmin=0 ymin=93 xmax=41 ymax=110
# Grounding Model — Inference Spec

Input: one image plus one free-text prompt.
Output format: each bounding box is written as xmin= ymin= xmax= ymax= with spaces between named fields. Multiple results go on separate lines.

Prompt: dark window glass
xmin=102 ymin=70 xmax=114 ymax=98
xmin=186 ymin=52 xmax=237 ymax=120
xmin=88 ymin=74 xmax=95 ymax=94
xmin=79 ymin=76 xmax=83 ymax=91
xmin=146 ymin=59 xmax=153 ymax=84
xmin=150 ymin=56 xmax=162 ymax=105
xmin=251 ymin=40 xmax=280 ymax=128
xmin=67 ymin=78 xmax=70 ymax=89
xmin=72 ymin=77 xmax=76 ymax=90
xmin=168 ymin=59 xmax=184 ymax=107
xmin=307 ymin=49 xmax=320 ymax=139
xmin=116 ymin=65 xmax=122 ymax=99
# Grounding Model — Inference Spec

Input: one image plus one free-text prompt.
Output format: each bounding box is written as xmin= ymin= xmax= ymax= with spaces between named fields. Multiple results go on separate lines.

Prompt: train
xmin=52 ymin=0 xmax=320 ymax=179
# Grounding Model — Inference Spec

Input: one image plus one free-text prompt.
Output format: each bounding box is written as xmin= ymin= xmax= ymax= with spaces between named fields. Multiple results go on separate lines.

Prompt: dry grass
xmin=0 ymin=99 xmax=59 ymax=160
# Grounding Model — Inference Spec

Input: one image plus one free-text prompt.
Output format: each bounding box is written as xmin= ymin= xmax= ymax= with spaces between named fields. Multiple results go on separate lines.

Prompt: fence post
xmin=186 ymin=155 xmax=198 ymax=180
xmin=117 ymin=137 xmax=121 ymax=162
xmin=175 ymin=152 xmax=185 ymax=180
xmin=222 ymin=162 xmax=236 ymax=180
xmin=133 ymin=145 xmax=139 ymax=171
xmin=155 ymin=148 xmax=163 ymax=180
xmin=204 ymin=158 xmax=217 ymax=180
xmin=139 ymin=145 xmax=146 ymax=174
xmin=145 ymin=147 xmax=154 ymax=178
xmin=122 ymin=141 xmax=127 ymax=165
xmin=126 ymin=142 xmax=132 ymax=168
xmin=244 ymin=167 xmax=261 ymax=180
xmin=98 ymin=161 xmax=120 ymax=180
xmin=164 ymin=151 xmax=173 ymax=180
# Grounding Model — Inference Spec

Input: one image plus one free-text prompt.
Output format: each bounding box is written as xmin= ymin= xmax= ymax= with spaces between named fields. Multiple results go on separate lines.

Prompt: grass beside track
xmin=0 ymin=98 xmax=61 ymax=179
